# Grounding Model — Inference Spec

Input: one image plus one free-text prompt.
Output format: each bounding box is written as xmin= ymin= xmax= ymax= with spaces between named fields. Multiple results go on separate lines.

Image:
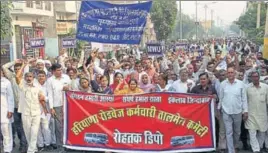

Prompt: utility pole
xmin=257 ymin=2 xmax=261 ymax=28
xmin=211 ymin=10 xmax=213 ymax=28
xmin=211 ymin=9 xmax=213 ymax=36
xmin=195 ymin=1 xmax=198 ymax=40
xmin=204 ymin=4 xmax=208 ymax=38
xmin=179 ymin=0 xmax=182 ymax=39
xmin=264 ymin=2 xmax=268 ymax=59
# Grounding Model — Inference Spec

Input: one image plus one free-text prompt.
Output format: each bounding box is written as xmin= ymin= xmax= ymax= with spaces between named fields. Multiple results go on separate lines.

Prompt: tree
xmin=1 ymin=1 xmax=13 ymax=40
xmin=229 ymin=23 xmax=240 ymax=34
xmin=170 ymin=13 xmax=205 ymax=40
xmin=209 ymin=26 xmax=224 ymax=37
xmin=66 ymin=28 xmax=86 ymax=58
xmin=235 ymin=2 xmax=267 ymax=45
xmin=150 ymin=0 xmax=177 ymax=41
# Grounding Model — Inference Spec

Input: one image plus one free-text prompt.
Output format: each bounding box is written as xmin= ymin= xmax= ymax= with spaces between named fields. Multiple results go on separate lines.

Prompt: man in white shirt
xmin=16 ymin=62 xmax=46 ymax=153
xmin=47 ymin=63 xmax=71 ymax=150
xmin=172 ymin=68 xmax=195 ymax=93
xmin=1 ymin=67 xmax=14 ymax=153
xmin=2 ymin=60 xmax=27 ymax=152
xmin=218 ymin=66 xmax=248 ymax=153
xmin=246 ymin=71 xmax=268 ymax=153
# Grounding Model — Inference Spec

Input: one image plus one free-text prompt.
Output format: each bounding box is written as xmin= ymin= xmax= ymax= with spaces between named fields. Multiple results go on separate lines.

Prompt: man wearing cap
xmin=24 ymin=59 xmax=51 ymax=78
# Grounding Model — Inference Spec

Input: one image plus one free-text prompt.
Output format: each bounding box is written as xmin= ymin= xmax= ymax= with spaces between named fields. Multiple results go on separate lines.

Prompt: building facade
xmin=11 ymin=1 xmax=55 ymax=58
xmin=54 ymin=1 xmax=80 ymax=51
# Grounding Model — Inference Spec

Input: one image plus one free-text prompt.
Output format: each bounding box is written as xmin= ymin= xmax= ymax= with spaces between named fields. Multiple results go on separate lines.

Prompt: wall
xmin=12 ymin=1 xmax=54 ymax=17
xmin=54 ymin=1 xmax=77 ymax=14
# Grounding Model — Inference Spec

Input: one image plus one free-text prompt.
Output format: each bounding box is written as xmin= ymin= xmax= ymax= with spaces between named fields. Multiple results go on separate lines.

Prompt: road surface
xmin=10 ymin=137 xmax=252 ymax=153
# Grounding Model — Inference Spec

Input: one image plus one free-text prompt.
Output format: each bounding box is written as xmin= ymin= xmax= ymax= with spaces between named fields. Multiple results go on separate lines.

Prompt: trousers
xmin=218 ymin=113 xmax=227 ymax=149
xmin=240 ymin=119 xmax=249 ymax=145
xmin=1 ymin=123 xmax=13 ymax=152
xmin=53 ymin=106 xmax=63 ymax=146
xmin=12 ymin=108 xmax=27 ymax=148
xmin=22 ymin=115 xmax=41 ymax=153
xmin=248 ymin=130 xmax=265 ymax=152
xmin=37 ymin=116 xmax=51 ymax=147
xmin=49 ymin=117 xmax=57 ymax=145
xmin=222 ymin=111 xmax=242 ymax=153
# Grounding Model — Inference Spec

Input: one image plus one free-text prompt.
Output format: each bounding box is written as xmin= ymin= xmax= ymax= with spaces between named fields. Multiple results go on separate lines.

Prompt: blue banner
xmin=76 ymin=1 xmax=152 ymax=44
xmin=62 ymin=38 xmax=76 ymax=48
xmin=29 ymin=38 xmax=45 ymax=48
xmin=147 ymin=43 xmax=164 ymax=56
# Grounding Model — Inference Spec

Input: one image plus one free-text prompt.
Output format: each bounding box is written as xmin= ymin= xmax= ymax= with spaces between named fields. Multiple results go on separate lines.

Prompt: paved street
xmin=10 ymin=137 xmax=252 ymax=153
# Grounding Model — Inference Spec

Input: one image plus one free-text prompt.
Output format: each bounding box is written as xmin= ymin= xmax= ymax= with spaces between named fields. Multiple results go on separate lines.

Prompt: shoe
xmin=38 ymin=147 xmax=45 ymax=152
xmin=51 ymin=144 xmax=58 ymax=150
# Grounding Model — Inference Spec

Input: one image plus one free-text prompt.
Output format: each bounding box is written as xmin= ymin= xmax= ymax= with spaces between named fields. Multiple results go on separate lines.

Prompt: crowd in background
xmin=1 ymin=37 xmax=268 ymax=153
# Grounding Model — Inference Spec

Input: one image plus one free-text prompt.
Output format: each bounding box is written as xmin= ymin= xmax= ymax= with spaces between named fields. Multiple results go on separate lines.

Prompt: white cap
xmin=36 ymin=59 xmax=45 ymax=65
xmin=44 ymin=60 xmax=51 ymax=66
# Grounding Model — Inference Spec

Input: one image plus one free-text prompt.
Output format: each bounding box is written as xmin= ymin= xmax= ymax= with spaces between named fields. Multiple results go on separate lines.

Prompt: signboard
xmin=56 ymin=22 xmax=68 ymax=35
xmin=176 ymin=43 xmax=188 ymax=51
xmin=29 ymin=38 xmax=45 ymax=48
xmin=64 ymin=91 xmax=215 ymax=153
xmin=146 ymin=43 xmax=164 ymax=56
xmin=62 ymin=38 xmax=76 ymax=48
xmin=76 ymin=1 xmax=152 ymax=44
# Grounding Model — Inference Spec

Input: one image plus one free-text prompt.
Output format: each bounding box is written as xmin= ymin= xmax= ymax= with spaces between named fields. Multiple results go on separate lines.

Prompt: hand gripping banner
xmin=64 ymin=91 xmax=215 ymax=153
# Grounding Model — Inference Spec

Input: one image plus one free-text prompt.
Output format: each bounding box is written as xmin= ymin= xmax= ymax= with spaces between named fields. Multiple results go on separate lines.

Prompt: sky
xmin=177 ymin=1 xmax=247 ymax=26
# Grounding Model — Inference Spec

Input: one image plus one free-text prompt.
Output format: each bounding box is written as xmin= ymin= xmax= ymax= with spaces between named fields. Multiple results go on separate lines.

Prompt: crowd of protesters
xmin=1 ymin=37 xmax=268 ymax=153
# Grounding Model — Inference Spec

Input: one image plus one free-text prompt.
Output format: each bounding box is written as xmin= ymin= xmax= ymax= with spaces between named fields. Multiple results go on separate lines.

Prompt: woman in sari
xmin=110 ymin=72 xmax=127 ymax=92
xmin=139 ymin=73 xmax=155 ymax=93
xmin=95 ymin=76 xmax=113 ymax=94
xmin=114 ymin=78 xmax=143 ymax=95
xmin=78 ymin=77 xmax=92 ymax=93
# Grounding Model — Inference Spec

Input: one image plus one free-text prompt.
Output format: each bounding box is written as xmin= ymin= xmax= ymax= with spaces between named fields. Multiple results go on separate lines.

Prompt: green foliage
xmin=0 ymin=1 xmax=13 ymax=39
xmin=229 ymin=23 xmax=240 ymax=34
xmin=150 ymin=0 xmax=177 ymax=41
xmin=209 ymin=26 xmax=224 ymax=37
xmin=235 ymin=2 xmax=267 ymax=45
xmin=170 ymin=13 xmax=205 ymax=39
xmin=66 ymin=28 xmax=86 ymax=58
